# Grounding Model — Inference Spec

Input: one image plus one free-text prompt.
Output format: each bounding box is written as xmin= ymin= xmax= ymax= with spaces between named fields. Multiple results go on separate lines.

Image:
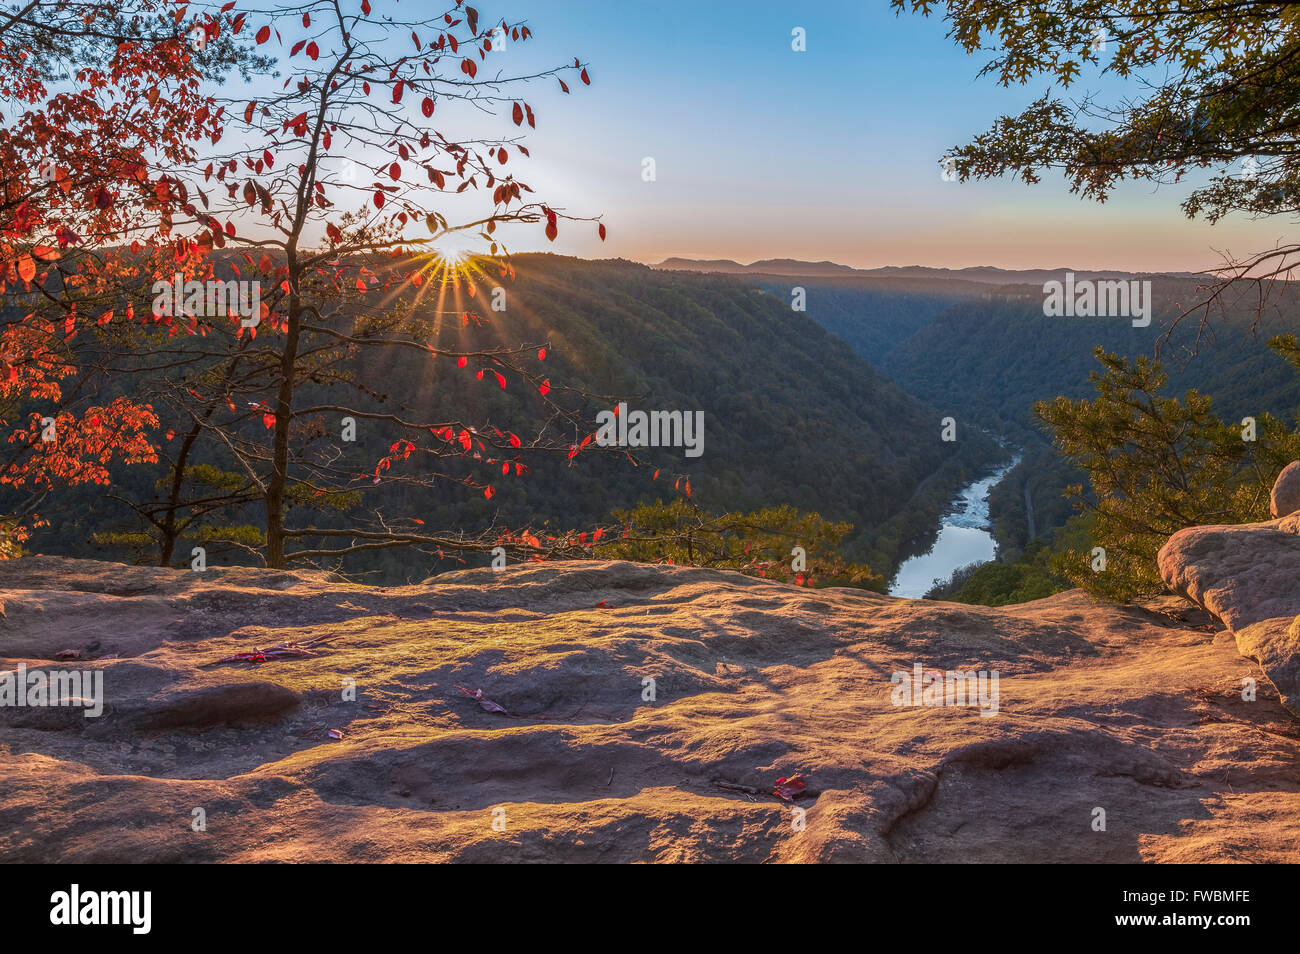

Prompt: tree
xmin=595 ymin=499 xmax=884 ymax=591
xmin=894 ymin=0 xmax=1300 ymax=317
xmin=126 ymin=1 xmax=615 ymax=570
xmin=0 ymin=0 xmax=266 ymax=554
xmin=1036 ymin=347 xmax=1300 ymax=599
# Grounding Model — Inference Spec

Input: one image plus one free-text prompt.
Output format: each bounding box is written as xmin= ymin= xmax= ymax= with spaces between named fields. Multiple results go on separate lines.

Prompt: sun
xmin=433 ymin=245 xmax=469 ymax=267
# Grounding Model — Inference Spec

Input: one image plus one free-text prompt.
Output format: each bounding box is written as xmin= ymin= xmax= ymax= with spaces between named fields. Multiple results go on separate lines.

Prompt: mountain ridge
xmin=652 ymin=256 xmax=1213 ymax=284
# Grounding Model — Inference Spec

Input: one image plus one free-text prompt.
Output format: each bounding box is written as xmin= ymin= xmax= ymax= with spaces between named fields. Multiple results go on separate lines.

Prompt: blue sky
xmin=220 ymin=0 xmax=1292 ymax=272
xmin=472 ymin=0 xmax=1291 ymax=271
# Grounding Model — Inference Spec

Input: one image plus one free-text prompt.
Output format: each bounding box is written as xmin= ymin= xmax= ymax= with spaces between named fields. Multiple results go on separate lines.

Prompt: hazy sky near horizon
xmin=481 ymin=0 xmax=1294 ymax=273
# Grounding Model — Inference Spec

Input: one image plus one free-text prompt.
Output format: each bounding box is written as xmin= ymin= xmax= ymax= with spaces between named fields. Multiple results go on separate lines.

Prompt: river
xmin=888 ymin=456 xmax=1021 ymax=599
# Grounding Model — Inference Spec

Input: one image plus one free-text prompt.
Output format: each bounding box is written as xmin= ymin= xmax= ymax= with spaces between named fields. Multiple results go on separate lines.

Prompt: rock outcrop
xmin=2 ymin=554 xmax=1297 ymax=862
xmin=1272 ymin=460 xmax=1300 ymax=517
xmin=1159 ymin=464 xmax=1300 ymax=720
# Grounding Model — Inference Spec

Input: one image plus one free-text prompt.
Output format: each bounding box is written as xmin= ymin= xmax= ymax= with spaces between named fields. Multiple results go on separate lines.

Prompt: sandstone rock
xmin=1159 ymin=514 xmax=1300 ymax=719
xmin=132 ymin=682 xmax=301 ymax=730
xmin=1158 ymin=517 xmax=1300 ymax=631
xmin=1272 ymin=461 xmax=1300 ymax=517
xmin=1 ymin=555 xmax=1298 ymax=863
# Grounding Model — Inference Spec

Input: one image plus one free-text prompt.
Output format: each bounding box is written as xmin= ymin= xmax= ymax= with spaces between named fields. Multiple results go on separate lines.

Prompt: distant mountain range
xmin=651 ymin=257 xmax=1211 ymax=284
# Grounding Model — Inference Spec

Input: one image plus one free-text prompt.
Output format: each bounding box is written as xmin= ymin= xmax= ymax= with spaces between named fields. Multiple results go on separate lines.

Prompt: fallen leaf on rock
xmin=54 ymin=649 xmax=80 ymax=660
xmin=773 ymin=774 xmax=808 ymax=802
xmin=206 ymin=633 xmax=342 ymax=667
xmin=327 ymin=729 xmax=344 ymax=741
xmin=455 ymin=685 xmax=509 ymax=715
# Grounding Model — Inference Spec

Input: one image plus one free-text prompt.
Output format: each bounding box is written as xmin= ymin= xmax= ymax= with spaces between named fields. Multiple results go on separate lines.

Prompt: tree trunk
xmin=157 ymin=423 xmax=202 ymax=566
xmin=265 ymin=263 xmax=302 ymax=569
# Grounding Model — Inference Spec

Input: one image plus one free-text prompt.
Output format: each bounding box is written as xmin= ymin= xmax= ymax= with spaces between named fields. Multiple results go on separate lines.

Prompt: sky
xmin=462 ymin=0 xmax=1295 ymax=273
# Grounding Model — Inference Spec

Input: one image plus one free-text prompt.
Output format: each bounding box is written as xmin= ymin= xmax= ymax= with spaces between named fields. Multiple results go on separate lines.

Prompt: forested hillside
xmin=878 ymin=278 xmax=1300 ymax=553
xmin=762 ymin=273 xmax=1300 ymax=564
xmin=747 ymin=275 xmax=983 ymax=365
xmin=15 ymin=256 xmax=997 ymax=582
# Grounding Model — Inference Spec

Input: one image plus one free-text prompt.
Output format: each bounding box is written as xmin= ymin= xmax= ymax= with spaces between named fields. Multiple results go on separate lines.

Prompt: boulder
xmin=1158 ymin=514 xmax=1300 ymax=631
xmin=1272 ymin=461 xmax=1300 ymax=517
xmin=1159 ymin=512 xmax=1300 ymax=717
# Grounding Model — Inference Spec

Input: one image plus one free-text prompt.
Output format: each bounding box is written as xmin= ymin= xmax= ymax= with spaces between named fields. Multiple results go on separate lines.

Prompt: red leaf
xmin=255 ymin=24 xmax=270 ymax=44
xmin=362 ymin=0 xmax=371 ymax=13
xmin=388 ymin=162 xmax=401 ymax=179
xmin=598 ymin=223 xmax=607 ymax=241
xmin=537 ymin=347 xmax=546 ymax=360
xmin=773 ymin=774 xmax=808 ymax=802
xmin=484 ymin=486 xmax=495 ymax=499
xmin=306 ymin=41 xmax=319 ymax=60
xmin=538 ymin=379 xmax=550 ymax=396
xmin=580 ymin=67 xmax=590 ymax=85
xmin=512 ymin=102 xmax=523 ymax=126
xmin=422 ymin=96 xmax=435 ymax=118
